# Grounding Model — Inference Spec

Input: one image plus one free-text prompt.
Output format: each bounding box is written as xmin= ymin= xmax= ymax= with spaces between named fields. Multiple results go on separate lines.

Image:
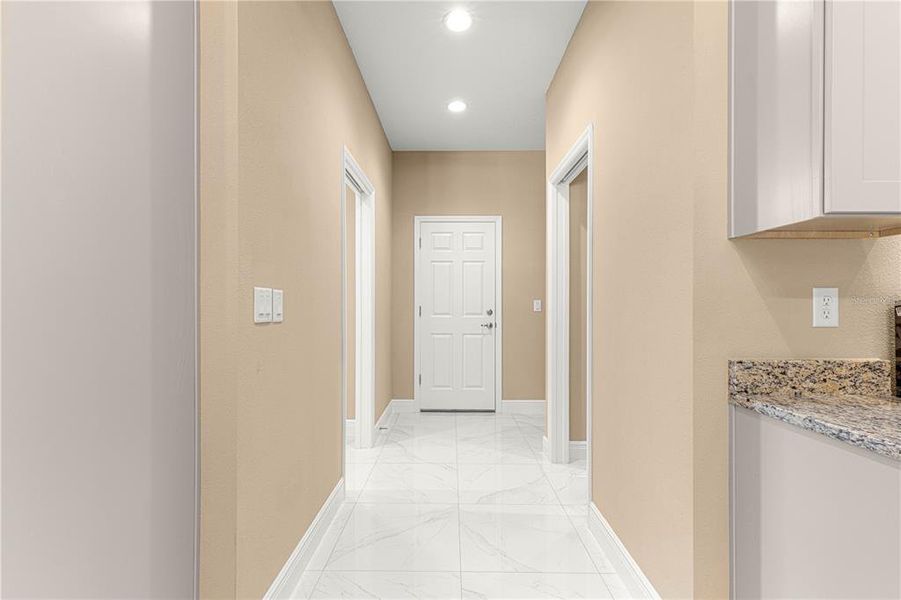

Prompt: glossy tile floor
xmin=294 ymin=411 xmax=630 ymax=599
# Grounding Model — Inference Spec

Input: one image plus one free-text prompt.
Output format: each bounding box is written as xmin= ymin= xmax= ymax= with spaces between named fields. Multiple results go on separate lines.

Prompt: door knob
xmin=481 ymin=322 xmax=494 ymax=329
xmin=486 ymin=309 xmax=493 ymax=316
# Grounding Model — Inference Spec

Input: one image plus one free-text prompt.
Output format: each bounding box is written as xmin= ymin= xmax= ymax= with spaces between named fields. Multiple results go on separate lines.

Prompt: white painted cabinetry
xmin=2 ymin=2 xmax=197 ymax=597
xmin=731 ymin=407 xmax=901 ymax=599
xmin=826 ymin=0 xmax=901 ymax=214
xmin=731 ymin=0 xmax=901 ymax=238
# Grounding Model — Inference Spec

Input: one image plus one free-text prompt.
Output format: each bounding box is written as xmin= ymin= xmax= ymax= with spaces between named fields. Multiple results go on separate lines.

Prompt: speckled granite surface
xmin=729 ymin=360 xmax=901 ymax=461
xmin=729 ymin=359 xmax=893 ymax=398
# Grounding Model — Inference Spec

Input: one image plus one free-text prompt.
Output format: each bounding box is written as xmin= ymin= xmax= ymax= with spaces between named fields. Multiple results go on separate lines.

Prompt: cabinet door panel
xmin=826 ymin=0 xmax=901 ymax=213
xmin=730 ymin=0 xmax=824 ymax=236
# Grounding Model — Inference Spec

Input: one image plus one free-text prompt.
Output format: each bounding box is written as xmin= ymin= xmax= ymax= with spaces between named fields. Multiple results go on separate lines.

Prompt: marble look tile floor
xmin=294 ymin=411 xmax=627 ymax=599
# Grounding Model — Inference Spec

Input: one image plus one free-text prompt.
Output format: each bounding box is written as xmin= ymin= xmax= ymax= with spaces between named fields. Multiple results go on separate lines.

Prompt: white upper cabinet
xmin=826 ymin=0 xmax=901 ymax=213
xmin=731 ymin=0 xmax=901 ymax=238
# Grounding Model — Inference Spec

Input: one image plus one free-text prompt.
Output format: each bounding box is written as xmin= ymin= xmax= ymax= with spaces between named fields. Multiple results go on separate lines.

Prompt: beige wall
xmin=548 ymin=3 xmax=696 ymax=596
xmin=569 ymin=170 xmax=588 ymax=442
xmin=392 ymin=151 xmax=546 ymax=401
xmin=691 ymin=2 xmax=901 ymax=597
xmin=199 ymin=2 xmax=393 ymax=597
xmin=199 ymin=3 xmax=239 ymax=597
xmin=549 ymin=2 xmax=901 ymax=597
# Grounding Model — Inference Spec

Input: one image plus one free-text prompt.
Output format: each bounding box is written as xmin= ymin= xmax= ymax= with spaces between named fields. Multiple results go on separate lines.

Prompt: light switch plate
xmin=812 ymin=287 xmax=839 ymax=328
xmin=533 ymin=299 xmax=542 ymax=312
xmin=272 ymin=289 xmax=284 ymax=323
xmin=254 ymin=287 xmax=273 ymax=323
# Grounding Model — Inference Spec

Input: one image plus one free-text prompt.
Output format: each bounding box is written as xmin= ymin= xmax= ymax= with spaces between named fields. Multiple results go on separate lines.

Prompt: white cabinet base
xmin=731 ymin=406 xmax=901 ymax=599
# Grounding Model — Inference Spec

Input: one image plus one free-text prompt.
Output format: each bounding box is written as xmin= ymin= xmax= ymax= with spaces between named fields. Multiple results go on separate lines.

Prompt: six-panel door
xmin=418 ymin=221 xmax=497 ymax=411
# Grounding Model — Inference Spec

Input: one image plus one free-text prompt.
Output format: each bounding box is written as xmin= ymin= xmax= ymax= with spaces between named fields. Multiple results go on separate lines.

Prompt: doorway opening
xmin=546 ymin=125 xmax=593 ymax=476
xmin=413 ymin=216 xmax=503 ymax=412
xmin=342 ymin=148 xmax=376 ymax=454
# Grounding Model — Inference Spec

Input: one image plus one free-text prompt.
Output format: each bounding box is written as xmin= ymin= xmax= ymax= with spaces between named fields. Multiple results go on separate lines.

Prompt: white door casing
xmin=547 ymin=125 xmax=593 ymax=473
xmin=342 ymin=148 xmax=375 ymax=450
xmin=415 ymin=217 xmax=502 ymax=411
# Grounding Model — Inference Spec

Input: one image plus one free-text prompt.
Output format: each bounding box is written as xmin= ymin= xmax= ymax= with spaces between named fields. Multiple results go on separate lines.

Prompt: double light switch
xmin=254 ymin=287 xmax=284 ymax=323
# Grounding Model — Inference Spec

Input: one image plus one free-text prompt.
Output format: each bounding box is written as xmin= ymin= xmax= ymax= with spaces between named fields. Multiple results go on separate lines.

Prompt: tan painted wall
xmin=548 ymin=4 xmax=696 ymax=596
xmin=691 ymin=2 xmax=901 ymax=597
xmin=199 ymin=2 xmax=393 ymax=597
xmin=392 ymin=151 xmax=546 ymax=401
xmin=549 ymin=2 xmax=901 ymax=597
xmin=569 ymin=170 xmax=588 ymax=442
xmin=199 ymin=3 xmax=239 ymax=597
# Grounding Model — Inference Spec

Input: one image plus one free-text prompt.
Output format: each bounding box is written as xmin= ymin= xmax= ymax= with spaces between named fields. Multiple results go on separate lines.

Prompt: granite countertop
xmin=729 ymin=359 xmax=901 ymax=461
xmin=731 ymin=392 xmax=901 ymax=461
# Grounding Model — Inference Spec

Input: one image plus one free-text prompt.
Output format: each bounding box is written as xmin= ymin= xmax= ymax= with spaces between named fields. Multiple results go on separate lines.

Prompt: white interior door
xmin=417 ymin=220 xmax=497 ymax=411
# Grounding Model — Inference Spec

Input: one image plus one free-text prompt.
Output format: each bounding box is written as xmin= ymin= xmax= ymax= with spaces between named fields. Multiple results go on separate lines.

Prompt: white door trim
xmin=342 ymin=147 xmax=376 ymax=450
xmin=547 ymin=125 xmax=593 ymax=474
xmin=413 ymin=216 xmax=503 ymax=412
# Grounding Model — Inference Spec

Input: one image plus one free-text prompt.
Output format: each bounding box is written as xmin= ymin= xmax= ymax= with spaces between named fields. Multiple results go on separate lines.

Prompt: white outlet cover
xmin=254 ymin=287 xmax=273 ymax=323
xmin=272 ymin=289 xmax=284 ymax=322
xmin=812 ymin=287 xmax=839 ymax=328
xmin=533 ymin=299 xmax=542 ymax=312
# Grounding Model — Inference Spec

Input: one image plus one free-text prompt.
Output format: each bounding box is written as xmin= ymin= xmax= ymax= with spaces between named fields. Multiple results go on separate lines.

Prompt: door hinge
xmin=418 ymin=305 xmax=422 ymax=317
xmin=418 ymin=374 xmax=422 ymax=386
xmin=419 ymin=237 xmax=422 ymax=249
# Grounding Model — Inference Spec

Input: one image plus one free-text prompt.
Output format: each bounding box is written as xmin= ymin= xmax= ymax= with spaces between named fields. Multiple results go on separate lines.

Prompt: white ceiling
xmin=334 ymin=1 xmax=587 ymax=151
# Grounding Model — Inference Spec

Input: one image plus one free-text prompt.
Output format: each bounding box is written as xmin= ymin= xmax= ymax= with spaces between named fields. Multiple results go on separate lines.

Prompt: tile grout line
xmin=310 ymin=412 xmax=616 ymax=597
xmin=309 ymin=414 xmax=397 ymax=597
xmin=454 ymin=412 xmax=465 ymax=597
xmin=350 ymin=411 xmax=394 ymax=502
xmin=512 ymin=411 xmax=619 ymax=591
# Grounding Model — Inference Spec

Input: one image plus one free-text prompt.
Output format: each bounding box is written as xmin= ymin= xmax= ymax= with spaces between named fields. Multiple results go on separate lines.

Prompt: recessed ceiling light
xmin=444 ymin=9 xmax=472 ymax=33
xmin=447 ymin=100 xmax=467 ymax=113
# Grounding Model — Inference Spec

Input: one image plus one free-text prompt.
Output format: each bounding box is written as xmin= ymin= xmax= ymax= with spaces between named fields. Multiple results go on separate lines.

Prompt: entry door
xmin=418 ymin=220 xmax=497 ymax=411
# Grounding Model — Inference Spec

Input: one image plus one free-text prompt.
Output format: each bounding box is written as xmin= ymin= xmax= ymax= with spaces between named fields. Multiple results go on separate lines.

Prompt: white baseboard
xmin=263 ymin=480 xmax=345 ymax=599
xmin=391 ymin=398 xmax=544 ymax=415
xmin=374 ymin=403 xmax=395 ymax=431
xmin=587 ymin=502 xmax=661 ymax=599
xmin=569 ymin=440 xmax=587 ymax=460
xmin=542 ymin=438 xmax=586 ymax=464
xmin=501 ymin=399 xmax=545 ymax=414
xmin=389 ymin=398 xmax=419 ymax=413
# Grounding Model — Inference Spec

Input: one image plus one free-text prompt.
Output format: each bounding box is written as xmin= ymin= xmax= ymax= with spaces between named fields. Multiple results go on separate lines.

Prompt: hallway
xmin=296 ymin=411 xmax=625 ymax=598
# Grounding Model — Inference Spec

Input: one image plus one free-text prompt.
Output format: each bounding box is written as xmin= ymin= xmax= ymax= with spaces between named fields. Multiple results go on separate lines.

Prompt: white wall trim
xmin=501 ymin=399 xmax=546 ymax=414
xmin=588 ymin=502 xmax=661 ymax=600
xmin=342 ymin=147 xmax=376 ymax=450
xmin=389 ymin=398 xmax=419 ymax=413
xmin=263 ymin=480 xmax=346 ymax=600
xmin=546 ymin=124 xmax=594 ymax=489
xmin=569 ymin=440 xmax=587 ymax=460
xmin=413 ymin=215 xmax=503 ymax=412
xmin=374 ymin=402 xmax=395 ymax=431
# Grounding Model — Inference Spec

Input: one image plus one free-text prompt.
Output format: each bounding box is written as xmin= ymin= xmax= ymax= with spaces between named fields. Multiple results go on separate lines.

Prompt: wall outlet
xmin=812 ymin=287 xmax=839 ymax=328
xmin=533 ymin=299 xmax=542 ymax=312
